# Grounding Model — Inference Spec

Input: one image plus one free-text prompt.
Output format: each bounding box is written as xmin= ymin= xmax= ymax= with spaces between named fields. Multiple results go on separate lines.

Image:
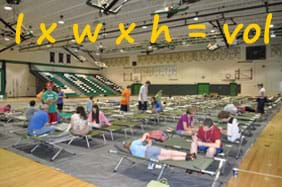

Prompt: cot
xmin=110 ymin=145 xmax=226 ymax=187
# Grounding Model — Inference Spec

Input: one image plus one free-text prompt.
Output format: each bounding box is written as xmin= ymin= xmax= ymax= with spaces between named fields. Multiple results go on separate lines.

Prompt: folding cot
xmin=110 ymin=145 xmax=226 ymax=187
xmin=12 ymin=130 xmax=75 ymax=161
xmin=91 ymin=120 xmax=141 ymax=141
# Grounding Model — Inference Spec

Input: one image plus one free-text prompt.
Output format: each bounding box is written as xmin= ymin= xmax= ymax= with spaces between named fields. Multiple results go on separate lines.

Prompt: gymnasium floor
xmin=0 ymin=97 xmax=281 ymax=187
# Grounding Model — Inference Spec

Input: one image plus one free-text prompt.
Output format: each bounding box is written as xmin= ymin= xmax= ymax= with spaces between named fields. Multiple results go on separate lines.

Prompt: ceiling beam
xmin=216 ymin=20 xmax=229 ymax=48
xmin=0 ymin=18 xmax=25 ymax=40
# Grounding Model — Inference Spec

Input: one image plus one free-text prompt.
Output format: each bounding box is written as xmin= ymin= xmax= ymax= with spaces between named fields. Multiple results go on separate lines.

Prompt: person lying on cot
xmin=0 ymin=104 xmax=12 ymax=113
xmin=151 ymin=96 xmax=162 ymax=113
xmin=224 ymin=102 xmax=255 ymax=115
xmin=88 ymin=104 xmax=111 ymax=128
xmin=190 ymin=118 xmax=223 ymax=158
xmin=70 ymin=106 xmax=91 ymax=136
xmin=124 ymin=133 xmax=196 ymax=161
xmin=27 ymin=104 xmax=55 ymax=136
xmin=175 ymin=108 xmax=196 ymax=135
xmin=217 ymin=111 xmax=241 ymax=142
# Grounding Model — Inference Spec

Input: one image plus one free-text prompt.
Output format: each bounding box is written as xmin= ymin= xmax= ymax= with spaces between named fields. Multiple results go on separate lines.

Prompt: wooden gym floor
xmin=0 ymin=148 xmax=96 ymax=187
xmin=227 ymin=108 xmax=282 ymax=187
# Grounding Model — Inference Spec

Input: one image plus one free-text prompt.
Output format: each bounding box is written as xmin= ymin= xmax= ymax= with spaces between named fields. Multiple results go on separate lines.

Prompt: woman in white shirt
xmin=70 ymin=106 xmax=90 ymax=136
xmin=218 ymin=111 xmax=241 ymax=142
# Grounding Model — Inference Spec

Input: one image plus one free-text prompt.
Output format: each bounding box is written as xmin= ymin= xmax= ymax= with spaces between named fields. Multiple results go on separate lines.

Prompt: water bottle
xmin=232 ymin=168 xmax=239 ymax=177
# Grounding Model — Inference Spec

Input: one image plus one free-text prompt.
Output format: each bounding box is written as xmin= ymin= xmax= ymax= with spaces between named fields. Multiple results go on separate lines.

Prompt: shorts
xmin=120 ymin=104 xmax=128 ymax=112
xmin=57 ymin=103 xmax=63 ymax=110
xmin=176 ymin=130 xmax=185 ymax=135
xmin=198 ymin=146 xmax=223 ymax=155
xmin=145 ymin=146 xmax=161 ymax=159
xmin=138 ymin=101 xmax=148 ymax=111
xmin=48 ymin=112 xmax=57 ymax=123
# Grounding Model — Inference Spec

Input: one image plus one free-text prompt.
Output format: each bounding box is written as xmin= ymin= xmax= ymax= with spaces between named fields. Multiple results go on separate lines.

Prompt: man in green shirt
xmin=42 ymin=82 xmax=58 ymax=123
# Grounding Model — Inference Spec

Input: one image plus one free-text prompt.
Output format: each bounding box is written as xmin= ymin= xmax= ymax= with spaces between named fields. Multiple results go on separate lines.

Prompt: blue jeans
xmin=198 ymin=146 xmax=223 ymax=155
xmin=28 ymin=127 xmax=55 ymax=136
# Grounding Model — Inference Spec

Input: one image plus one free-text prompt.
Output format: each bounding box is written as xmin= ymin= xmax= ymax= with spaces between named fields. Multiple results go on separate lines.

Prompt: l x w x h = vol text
xmin=15 ymin=13 xmax=273 ymax=46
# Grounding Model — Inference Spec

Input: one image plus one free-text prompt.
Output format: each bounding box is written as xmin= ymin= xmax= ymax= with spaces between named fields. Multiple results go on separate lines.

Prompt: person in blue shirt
xmin=86 ymin=96 xmax=94 ymax=114
xmin=57 ymin=87 xmax=64 ymax=112
xmin=25 ymin=100 xmax=38 ymax=122
xmin=151 ymin=96 xmax=162 ymax=113
xmin=27 ymin=104 xmax=55 ymax=136
xmin=124 ymin=133 xmax=196 ymax=161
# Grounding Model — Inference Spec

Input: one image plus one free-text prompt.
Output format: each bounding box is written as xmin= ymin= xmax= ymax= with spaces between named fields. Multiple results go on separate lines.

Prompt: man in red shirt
xmin=190 ymin=118 xmax=223 ymax=158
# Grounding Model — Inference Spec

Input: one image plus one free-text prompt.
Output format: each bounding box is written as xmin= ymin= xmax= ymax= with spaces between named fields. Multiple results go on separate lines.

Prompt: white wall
xmin=6 ymin=63 xmax=36 ymax=97
xmin=102 ymin=44 xmax=282 ymax=96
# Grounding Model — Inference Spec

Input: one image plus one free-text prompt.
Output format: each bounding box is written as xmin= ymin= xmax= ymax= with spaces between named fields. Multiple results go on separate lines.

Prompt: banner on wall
xmin=128 ymin=64 xmax=177 ymax=78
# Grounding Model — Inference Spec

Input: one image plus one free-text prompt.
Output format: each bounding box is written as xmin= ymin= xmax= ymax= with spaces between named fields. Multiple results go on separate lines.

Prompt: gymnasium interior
xmin=0 ymin=0 xmax=282 ymax=186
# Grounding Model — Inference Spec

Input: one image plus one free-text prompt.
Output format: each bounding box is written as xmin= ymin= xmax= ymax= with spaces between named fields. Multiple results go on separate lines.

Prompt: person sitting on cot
xmin=190 ymin=118 xmax=223 ymax=158
xmin=217 ymin=111 xmax=241 ymax=142
xmin=25 ymin=100 xmax=38 ymax=122
xmin=175 ymin=108 xmax=196 ymax=135
xmin=151 ymin=96 xmax=162 ymax=113
xmin=124 ymin=133 xmax=196 ymax=162
xmin=70 ymin=106 xmax=91 ymax=136
xmin=0 ymin=104 xmax=12 ymax=113
xmin=88 ymin=104 xmax=111 ymax=128
xmin=27 ymin=104 xmax=55 ymax=136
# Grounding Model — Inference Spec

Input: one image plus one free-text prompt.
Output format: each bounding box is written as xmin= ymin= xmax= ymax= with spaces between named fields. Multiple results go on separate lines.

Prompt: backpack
xmin=148 ymin=130 xmax=168 ymax=142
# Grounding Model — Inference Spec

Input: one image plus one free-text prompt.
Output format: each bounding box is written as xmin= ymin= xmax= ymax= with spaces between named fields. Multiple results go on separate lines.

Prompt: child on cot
xmin=0 ymin=104 xmax=12 ymax=113
xmin=175 ymin=107 xmax=196 ymax=135
xmin=27 ymin=104 xmax=55 ymax=136
xmin=70 ymin=106 xmax=91 ymax=136
xmin=88 ymin=104 xmax=111 ymax=128
xmin=190 ymin=118 xmax=223 ymax=158
xmin=151 ymin=96 xmax=162 ymax=113
xmin=217 ymin=111 xmax=241 ymax=142
xmin=25 ymin=100 xmax=38 ymax=122
xmin=124 ymin=133 xmax=196 ymax=161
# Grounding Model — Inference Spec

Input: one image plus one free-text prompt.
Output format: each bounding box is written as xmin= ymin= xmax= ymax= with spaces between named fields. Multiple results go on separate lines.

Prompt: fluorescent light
xmin=193 ymin=16 xmax=199 ymax=21
xmin=71 ymin=39 xmax=76 ymax=43
xmin=142 ymin=25 xmax=147 ymax=29
xmin=4 ymin=37 xmax=10 ymax=41
xmin=271 ymin=34 xmax=276 ymax=38
xmin=58 ymin=15 xmax=64 ymax=25
xmin=74 ymin=48 xmax=78 ymax=52
xmin=270 ymin=24 xmax=274 ymax=28
xmin=120 ymin=49 xmax=124 ymax=53
xmin=210 ymin=29 xmax=216 ymax=33
xmin=4 ymin=5 xmax=12 ymax=11
xmin=58 ymin=20 xmax=65 ymax=25
xmin=46 ymin=44 xmax=51 ymax=48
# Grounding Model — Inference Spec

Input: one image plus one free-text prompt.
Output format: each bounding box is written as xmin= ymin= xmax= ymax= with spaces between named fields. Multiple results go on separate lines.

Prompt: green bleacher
xmin=94 ymin=74 xmax=123 ymax=93
xmin=39 ymin=72 xmax=79 ymax=97
xmin=36 ymin=72 xmax=121 ymax=97
xmin=85 ymin=75 xmax=116 ymax=95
